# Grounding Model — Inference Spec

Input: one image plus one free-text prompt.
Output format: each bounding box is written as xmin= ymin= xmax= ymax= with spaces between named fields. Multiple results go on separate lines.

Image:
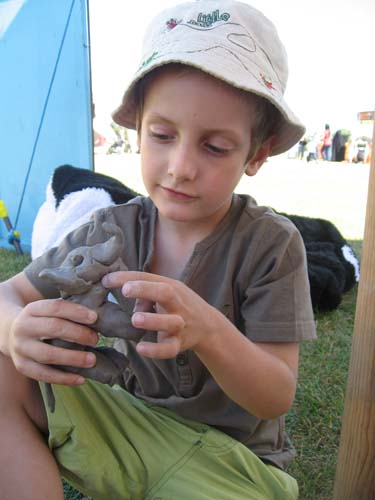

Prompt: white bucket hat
xmin=112 ymin=0 xmax=305 ymax=156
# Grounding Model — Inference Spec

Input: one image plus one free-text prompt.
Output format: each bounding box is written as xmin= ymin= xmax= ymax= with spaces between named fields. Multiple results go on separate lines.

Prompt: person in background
xmin=297 ymin=135 xmax=308 ymax=160
xmin=321 ymin=123 xmax=332 ymax=161
xmin=306 ymin=133 xmax=319 ymax=162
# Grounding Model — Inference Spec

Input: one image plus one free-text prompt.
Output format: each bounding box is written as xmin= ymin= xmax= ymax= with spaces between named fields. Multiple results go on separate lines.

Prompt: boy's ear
xmin=244 ymin=136 xmax=275 ymax=177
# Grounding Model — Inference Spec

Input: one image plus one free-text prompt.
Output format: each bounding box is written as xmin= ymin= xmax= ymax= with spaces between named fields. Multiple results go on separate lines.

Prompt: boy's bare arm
xmin=195 ymin=332 xmax=298 ymax=420
xmin=0 ymin=272 xmax=99 ymax=384
xmin=103 ymin=271 xmax=299 ymax=420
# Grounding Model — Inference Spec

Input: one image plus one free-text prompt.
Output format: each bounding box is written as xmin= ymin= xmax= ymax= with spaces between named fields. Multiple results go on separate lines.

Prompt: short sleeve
xmin=240 ymin=217 xmax=316 ymax=343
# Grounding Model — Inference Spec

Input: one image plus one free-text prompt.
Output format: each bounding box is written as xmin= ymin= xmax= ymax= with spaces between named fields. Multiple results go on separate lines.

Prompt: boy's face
xmin=138 ymin=68 xmax=264 ymax=228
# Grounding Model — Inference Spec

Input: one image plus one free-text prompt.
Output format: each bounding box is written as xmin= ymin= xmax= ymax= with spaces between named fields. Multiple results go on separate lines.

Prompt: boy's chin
xmin=157 ymin=202 xmax=228 ymax=229
xmin=157 ymin=206 xmax=197 ymax=223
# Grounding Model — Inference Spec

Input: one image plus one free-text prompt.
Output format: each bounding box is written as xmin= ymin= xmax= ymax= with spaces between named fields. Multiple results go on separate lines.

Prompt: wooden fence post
xmin=333 ymin=121 xmax=375 ymax=499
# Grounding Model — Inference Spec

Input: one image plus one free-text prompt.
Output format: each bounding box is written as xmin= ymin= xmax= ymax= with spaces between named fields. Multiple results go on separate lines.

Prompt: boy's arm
xmin=0 ymin=272 xmax=99 ymax=384
xmin=194 ymin=323 xmax=299 ymax=420
xmin=103 ymin=271 xmax=299 ymax=420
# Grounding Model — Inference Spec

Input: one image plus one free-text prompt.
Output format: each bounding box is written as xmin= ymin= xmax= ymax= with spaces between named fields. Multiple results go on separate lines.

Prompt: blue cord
xmin=14 ymin=0 xmax=76 ymax=228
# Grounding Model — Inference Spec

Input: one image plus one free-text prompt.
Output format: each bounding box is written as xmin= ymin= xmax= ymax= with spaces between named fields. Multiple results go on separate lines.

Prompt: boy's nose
xmin=167 ymin=144 xmax=197 ymax=181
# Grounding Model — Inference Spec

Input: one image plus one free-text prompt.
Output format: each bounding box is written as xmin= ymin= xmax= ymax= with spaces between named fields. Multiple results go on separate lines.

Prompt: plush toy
xmin=31 ymin=165 xmax=137 ymax=259
xmin=32 ymin=164 xmax=360 ymax=313
xmin=277 ymin=213 xmax=360 ymax=311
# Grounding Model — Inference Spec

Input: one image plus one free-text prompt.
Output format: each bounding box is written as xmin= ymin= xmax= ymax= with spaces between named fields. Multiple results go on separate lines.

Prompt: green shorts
xmin=40 ymin=380 xmax=298 ymax=500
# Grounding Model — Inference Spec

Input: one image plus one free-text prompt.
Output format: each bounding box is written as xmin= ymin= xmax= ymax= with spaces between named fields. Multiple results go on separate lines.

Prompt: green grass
xmin=0 ymin=247 xmax=31 ymax=279
xmin=286 ymin=277 xmax=358 ymax=499
xmin=0 ymin=239 xmax=361 ymax=500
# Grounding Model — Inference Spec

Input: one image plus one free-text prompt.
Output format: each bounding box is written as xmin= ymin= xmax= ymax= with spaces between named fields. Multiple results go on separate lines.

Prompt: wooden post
xmin=333 ymin=120 xmax=375 ymax=499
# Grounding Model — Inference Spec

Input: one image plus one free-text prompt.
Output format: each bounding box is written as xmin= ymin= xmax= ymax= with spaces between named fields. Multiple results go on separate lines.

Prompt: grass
xmin=286 ymin=250 xmax=360 ymax=499
xmin=0 ymin=238 xmax=361 ymax=500
xmin=0 ymin=248 xmax=31 ymax=279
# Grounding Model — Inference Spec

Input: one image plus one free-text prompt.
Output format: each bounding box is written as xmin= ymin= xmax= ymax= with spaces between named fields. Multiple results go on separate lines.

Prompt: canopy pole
xmin=333 ymin=118 xmax=375 ymax=499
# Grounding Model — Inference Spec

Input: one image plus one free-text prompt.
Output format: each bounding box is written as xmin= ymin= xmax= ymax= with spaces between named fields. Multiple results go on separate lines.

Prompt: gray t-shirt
xmin=25 ymin=193 xmax=316 ymax=470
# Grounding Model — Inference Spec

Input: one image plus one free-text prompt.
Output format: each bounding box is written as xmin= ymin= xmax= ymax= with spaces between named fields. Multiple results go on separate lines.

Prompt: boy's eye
xmin=150 ymin=130 xmax=172 ymax=141
xmin=153 ymin=133 xmax=169 ymax=140
xmin=205 ymin=143 xmax=230 ymax=155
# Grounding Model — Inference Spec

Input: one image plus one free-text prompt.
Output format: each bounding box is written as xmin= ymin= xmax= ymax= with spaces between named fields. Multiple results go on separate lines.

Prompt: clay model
xmin=39 ymin=221 xmax=139 ymax=411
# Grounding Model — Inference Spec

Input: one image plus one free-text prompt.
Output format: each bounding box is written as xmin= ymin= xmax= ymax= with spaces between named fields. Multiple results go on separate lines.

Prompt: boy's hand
xmin=103 ymin=271 xmax=223 ymax=359
xmin=9 ymin=298 xmax=99 ymax=385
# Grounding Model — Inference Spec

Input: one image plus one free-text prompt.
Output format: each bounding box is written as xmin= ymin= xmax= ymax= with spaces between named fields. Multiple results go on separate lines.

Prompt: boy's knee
xmin=0 ymin=353 xmax=48 ymax=432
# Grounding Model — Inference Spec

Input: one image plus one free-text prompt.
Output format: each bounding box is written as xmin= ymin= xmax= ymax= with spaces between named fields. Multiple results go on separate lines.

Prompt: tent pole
xmin=333 ymin=118 xmax=375 ymax=499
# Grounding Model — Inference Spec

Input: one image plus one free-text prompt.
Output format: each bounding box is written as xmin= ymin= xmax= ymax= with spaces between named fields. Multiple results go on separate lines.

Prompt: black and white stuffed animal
xmin=32 ymin=165 xmax=138 ymax=259
xmin=277 ymin=212 xmax=360 ymax=311
xmin=32 ymin=164 xmax=360 ymax=313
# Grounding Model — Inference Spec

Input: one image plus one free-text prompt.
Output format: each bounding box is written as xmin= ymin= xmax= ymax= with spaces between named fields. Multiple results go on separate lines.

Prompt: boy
xmin=0 ymin=1 xmax=316 ymax=499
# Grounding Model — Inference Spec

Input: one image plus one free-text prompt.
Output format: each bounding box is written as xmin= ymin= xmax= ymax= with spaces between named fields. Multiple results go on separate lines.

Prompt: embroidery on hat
xmin=260 ymin=73 xmax=276 ymax=91
xmin=228 ymin=33 xmax=256 ymax=53
xmin=138 ymin=19 xmax=282 ymax=94
xmin=137 ymin=51 xmax=158 ymax=72
xmin=166 ymin=18 xmax=182 ymax=31
xmin=188 ymin=9 xmax=230 ymax=28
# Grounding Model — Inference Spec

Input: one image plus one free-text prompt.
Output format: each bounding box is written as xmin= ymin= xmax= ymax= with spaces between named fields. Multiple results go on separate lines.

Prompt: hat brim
xmin=112 ymin=50 xmax=305 ymax=156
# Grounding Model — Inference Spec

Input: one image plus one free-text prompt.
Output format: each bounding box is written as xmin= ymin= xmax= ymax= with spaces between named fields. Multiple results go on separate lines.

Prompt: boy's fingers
xmin=27 ymin=299 xmax=97 ymax=324
xmin=123 ymin=281 xmax=178 ymax=310
xmin=136 ymin=335 xmax=181 ymax=359
xmin=132 ymin=312 xmax=185 ymax=333
xmin=102 ymin=271 xmax=172 ymax=289
xmin=103 ymin=272 xmax=185 ymax=312
xmin=24 ymin=316 xmax=98 ymax=346
xmin=25 ymin=341 xmax=96 ymax=369
xmin=14 ymin=357 xmax=86 ymax=385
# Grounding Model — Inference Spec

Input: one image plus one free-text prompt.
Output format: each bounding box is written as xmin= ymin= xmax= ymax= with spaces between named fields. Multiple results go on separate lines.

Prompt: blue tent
xmin=0 ymin=0 xmax=93 ymax=253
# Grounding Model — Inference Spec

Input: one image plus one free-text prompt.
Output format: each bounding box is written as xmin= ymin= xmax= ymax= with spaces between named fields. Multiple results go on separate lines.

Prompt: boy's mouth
xmin=161 ymin=186 xmax=197 ymax=200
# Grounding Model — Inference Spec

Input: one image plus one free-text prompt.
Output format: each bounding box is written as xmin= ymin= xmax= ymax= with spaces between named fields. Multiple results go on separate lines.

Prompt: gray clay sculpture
xmin=39 ymin=221 xmax=140 ymax=411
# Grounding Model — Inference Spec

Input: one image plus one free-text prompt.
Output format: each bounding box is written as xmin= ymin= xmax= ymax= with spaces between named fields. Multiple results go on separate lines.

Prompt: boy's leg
xmin=147 ymin=420 xmax=298 ymax=500
xmin=0 ymin=353 xmax=64 ymax=500
xmin=42 ymin=380 xmax=297 ymax=500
